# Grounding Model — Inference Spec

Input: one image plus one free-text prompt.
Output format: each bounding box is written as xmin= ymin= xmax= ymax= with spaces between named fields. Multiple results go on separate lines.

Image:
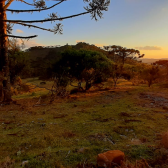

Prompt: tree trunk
xmin=148 ymin=79 xmax=152 ymax=87
xmin=0 ymin=1 xmax=12 ymax=103
xmin=85 ymin=80 xmax=91 ymax=90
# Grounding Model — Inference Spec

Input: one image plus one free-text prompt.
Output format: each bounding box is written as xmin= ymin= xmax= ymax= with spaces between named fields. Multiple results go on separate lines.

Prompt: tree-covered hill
xmin=25 ymin=42 xmax=107 ymax=61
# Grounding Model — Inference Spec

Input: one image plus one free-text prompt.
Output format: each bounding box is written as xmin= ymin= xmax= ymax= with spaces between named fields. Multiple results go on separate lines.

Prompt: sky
xmin=6 ymin=0 xmax=168 ymax=59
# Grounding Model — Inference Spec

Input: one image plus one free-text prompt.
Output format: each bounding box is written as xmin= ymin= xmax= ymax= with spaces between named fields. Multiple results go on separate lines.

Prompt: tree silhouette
xmin=104 ymin=45 xmax=144 ymax=64
xmin=0 ymin=0 xmax=110 ymax=102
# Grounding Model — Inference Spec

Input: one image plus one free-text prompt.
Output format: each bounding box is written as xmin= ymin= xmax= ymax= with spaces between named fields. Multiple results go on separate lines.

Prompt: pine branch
xmin=4 ymin=11 xmax=89 ymax=23
xmin=18 ymin=0 xmax=37 ymax=6
xmin=4 ymin=34 xmax=38 ymax=39
xmin=16 ymin=22 xmax=54 ymax=32
xmin=6 ymin=0 xmax=65 ymax=13
xmin=15 ymin=22 xmax=63 ymax=34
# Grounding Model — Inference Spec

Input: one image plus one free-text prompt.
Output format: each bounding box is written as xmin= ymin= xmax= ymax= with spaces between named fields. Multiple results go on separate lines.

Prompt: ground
xmin=0 ymin=79 xmax=168 ymax=167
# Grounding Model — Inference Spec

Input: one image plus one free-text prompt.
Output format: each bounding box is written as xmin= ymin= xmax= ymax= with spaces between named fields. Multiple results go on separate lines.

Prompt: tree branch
xmin=18 ymin=0 xmax=37 ymax=6
xmin=15 ymin=22 xmax=63 ymax=34
xmin=15 ymin=22 xmax=55 ymax=32
xmin=6 ymin=0 xmax=65 ymax=13
xmin=3 ymin=34 xmax=38 ymax=39
xmin=4 ymin=0 xmax=14 ymax=10
xmin=4 ymin=11 xmax=89 ymax=23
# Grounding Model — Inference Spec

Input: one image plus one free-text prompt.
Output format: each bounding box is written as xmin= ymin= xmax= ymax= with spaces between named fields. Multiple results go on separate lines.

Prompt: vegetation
xmin=52 ymin=48 xmax=112 ymax=91
xmin=0 ymin=1 xmax=167 ymax=167
xmin=0 ymin=0 xmax=110 ymax=102
xmin=1 ymin=77 xmax=168 ymax=167
xmin=0 ymin=40 xmax=167 ymax=167
xmin=103 ymin=45 xmax=144 ymax=64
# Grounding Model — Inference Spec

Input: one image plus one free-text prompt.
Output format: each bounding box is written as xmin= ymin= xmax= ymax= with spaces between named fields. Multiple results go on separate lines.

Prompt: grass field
xmin=0 ymin=79 xmax=168 ymax=167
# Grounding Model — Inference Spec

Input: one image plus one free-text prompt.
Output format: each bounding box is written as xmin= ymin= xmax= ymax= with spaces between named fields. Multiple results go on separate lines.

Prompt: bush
xmin=70 ymin=88 xmax=79 ymax=94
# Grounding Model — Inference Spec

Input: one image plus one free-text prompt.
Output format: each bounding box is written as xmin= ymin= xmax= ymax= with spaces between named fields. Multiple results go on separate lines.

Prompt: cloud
xmin=16 ymin=29 xmax=24 ymax=33
xmin=95 ymin=44 xmax=106 ymax=48
xmin=17 ymin=39 xmax=45 ymax=49
xmin=135 ymin=46 xmax=162 ymax=50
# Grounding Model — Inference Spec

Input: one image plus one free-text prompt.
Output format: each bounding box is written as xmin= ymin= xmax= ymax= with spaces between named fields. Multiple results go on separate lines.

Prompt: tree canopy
xmin=103 ymin=45 xmax=144 ymax=64
xmin=52 ymin=48 xmax=112 ymax=90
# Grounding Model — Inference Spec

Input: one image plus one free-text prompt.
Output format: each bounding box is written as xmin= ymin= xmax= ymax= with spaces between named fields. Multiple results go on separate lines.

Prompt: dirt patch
xmin=139 ymin=92 xmax=168 ymax=108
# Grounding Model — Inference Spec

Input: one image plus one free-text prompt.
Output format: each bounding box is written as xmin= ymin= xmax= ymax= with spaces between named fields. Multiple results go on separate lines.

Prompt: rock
xmin=97 ymin=150 xmax=125 ymax=167
xmin=161 ymin=131 xmax=168 ymax=149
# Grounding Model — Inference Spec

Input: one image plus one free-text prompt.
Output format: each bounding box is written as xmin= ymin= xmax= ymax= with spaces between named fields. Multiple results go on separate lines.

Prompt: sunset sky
xmin=7 ymin=0 xmax=168 ymax=59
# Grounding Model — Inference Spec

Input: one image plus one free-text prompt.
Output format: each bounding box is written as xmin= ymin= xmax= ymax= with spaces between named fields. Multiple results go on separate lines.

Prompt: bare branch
xmin=3 ymin=34 xmax=38 ymax=39
xmin=18 ymin=0 xmax=37 ymax=6
xmin=6 ymin=0 xmax=65 ymax=13
xmin=15 ymin=22 xmax=63 ymax=34
xmin=4 ymin=11 xmax=89 ymax=23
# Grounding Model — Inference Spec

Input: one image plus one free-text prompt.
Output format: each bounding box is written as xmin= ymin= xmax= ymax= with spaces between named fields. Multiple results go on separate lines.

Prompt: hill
xmin=141 ymin=58 xmax=168 ymax=64
xmin=25 ymin=43 xmax=107 ymax=61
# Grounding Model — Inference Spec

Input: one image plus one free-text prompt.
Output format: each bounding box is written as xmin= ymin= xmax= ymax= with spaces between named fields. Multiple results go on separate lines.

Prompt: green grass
xmin=0 ymin=79 xmax=168 ymax=167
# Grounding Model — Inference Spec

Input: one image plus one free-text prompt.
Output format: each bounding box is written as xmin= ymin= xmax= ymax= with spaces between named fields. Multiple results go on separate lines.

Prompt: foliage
xmin=9 ymin=50 xmax=31 ymax=84
xmin=0 ymin=38 xmax=31 ymax=84
xmin=109 ymin=63 xmax=123 ymax=87
xmin=141 ymin=65 xmax=160 ymax=87
xmin=52 ymin=48 xmax=112 ymax=90
xmin=153 ymin=60 xmax=168 ymax=82
xmin=104 ymin=45 xmax=144 ymax=64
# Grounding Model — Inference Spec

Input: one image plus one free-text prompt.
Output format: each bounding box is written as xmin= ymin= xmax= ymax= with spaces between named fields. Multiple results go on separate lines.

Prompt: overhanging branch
xmin=4 ymin=11 xmax=89 ymax=23
xmin=6 ymin=0 xmax=65 ymax=13
xmin=19 ymin=0 xmax=38 ymax=6
xmin=15 ymin=22 xmax=63 ymax=34
xmin=4 ymin=34 xmax=38 ymax=39
xmin=15 ymin=22 xmax=55 ymax=32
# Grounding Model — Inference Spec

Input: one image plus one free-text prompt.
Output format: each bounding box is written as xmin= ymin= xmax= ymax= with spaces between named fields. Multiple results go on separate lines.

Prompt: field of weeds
xmin=0 ymin=79 xmax=168 ymax=167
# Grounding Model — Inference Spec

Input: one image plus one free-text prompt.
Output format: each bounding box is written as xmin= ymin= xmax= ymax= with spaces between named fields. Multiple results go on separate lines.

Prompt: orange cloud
xmin=95 ymin=44 xmax=106 ymax=48
xmin=16 ymin=29 xmax=24 ymax=33
xmin=135 ymin=46 xmax=162 ymax=50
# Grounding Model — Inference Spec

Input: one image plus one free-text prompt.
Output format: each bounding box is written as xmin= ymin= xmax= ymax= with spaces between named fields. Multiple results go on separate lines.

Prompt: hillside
xmin=25 ymin=44 xmax=168 ymax=65
xmin=25 ymin=43 xmax=107 ymax=61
